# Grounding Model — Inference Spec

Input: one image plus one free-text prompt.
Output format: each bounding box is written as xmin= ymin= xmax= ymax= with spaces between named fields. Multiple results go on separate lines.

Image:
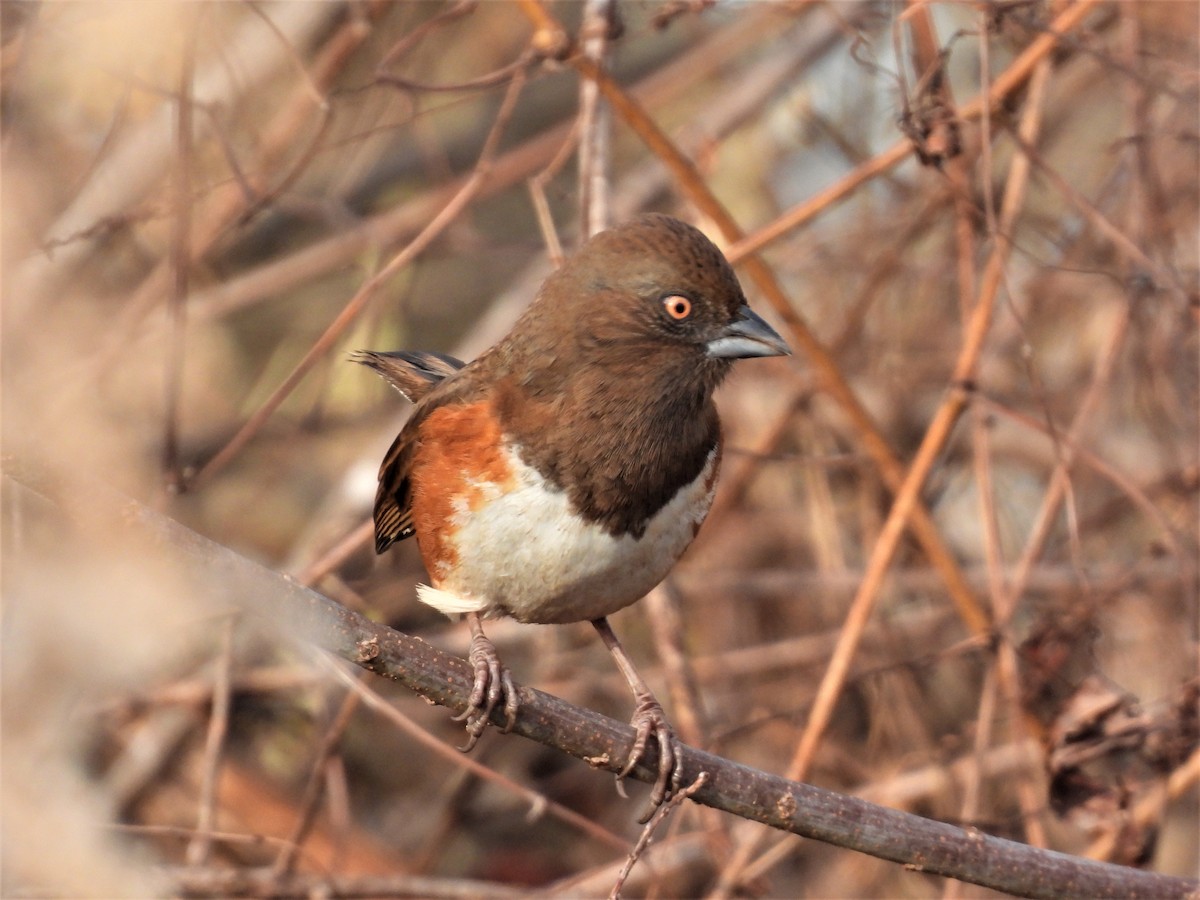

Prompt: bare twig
xmin=577 ymin=0 xmax=617 ymax=238
xmin=163 ymin=17 xmax=196 ymax=489
xmin=376 ymin=1 xmax=479 ymax=76
xmin=723 ymin=0 xmax=1105 ymax=262
xmin=8 ymin=4 xmax=339 ymax=321
xmin=320 ymin=653 xmax=630 ymax=854
xmin=295 ymin=519 xmax=375 ymax=586
xmin=527 ymin=121 xmax=578 ymax=267
xmin=169 ymin=866 xmax=528 ymax=899
xmin=716 ymin=49 xmax=1059 ymax=894
xmin=188 ymin=63 xmax=529 ymax=490
xmin=271 ymin=680 xmax=363 ymax=877
xmin=186 ymin=616 xmax=237 ymax=867
xmin=609 ymin=771 xmax=709 ymax=900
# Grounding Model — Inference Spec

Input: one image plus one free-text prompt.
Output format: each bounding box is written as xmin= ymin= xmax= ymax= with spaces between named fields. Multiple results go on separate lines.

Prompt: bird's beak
xmin=706 ymin=305 xmax=792 ymax=359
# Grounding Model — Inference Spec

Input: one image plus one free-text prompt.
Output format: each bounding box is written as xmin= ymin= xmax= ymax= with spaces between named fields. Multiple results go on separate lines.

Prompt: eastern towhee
xmin=354 ymin=214 xmax=790 ymax=814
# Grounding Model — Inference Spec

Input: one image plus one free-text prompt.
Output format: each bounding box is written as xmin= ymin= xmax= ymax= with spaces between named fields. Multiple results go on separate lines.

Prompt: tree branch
xmin=6 ymin=464 xmax=1195 ymax=900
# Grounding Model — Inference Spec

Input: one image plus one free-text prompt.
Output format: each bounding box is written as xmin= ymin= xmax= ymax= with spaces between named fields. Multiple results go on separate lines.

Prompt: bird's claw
xmin=453 ymin=631 xmax=518 ymax=751
xmin=618 ymin=694 xmax=683 ymax=822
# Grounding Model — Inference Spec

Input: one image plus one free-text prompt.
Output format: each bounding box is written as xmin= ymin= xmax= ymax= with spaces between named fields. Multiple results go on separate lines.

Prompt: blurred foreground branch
xmin=5 ymin=462 xmax=1195 ymax=900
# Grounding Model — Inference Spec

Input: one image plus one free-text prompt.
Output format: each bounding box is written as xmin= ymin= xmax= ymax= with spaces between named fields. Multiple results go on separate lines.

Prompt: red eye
xmin=663 ymin=295 xmax=692 ymax=320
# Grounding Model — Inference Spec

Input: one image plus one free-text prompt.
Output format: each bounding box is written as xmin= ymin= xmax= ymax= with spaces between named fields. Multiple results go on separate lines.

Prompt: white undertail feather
xmin=416 ymin=584 xmax=489 ymax=616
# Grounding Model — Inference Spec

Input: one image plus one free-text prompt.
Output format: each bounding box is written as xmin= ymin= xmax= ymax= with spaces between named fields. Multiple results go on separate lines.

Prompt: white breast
xmin=416 ymin=445 xmax=718 ymax=624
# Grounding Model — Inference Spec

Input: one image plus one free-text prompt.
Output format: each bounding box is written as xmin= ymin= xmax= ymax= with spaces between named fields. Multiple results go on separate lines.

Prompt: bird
xmin=354 ymin=213 xmax=790 ymax=813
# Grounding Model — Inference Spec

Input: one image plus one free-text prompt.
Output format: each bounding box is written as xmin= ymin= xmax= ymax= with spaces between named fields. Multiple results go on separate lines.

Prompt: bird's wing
xmin=373 ymin=424 xmax=419 ymax=552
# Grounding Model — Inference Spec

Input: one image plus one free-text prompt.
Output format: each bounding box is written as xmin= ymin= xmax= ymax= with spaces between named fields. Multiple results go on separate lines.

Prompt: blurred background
xmin=2 ymin=1 xmax=1197 ymax=896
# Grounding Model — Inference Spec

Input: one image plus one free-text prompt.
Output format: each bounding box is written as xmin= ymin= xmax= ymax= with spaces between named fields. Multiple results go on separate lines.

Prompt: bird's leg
xmin=452 ymin=611 xmax=518 ymax=751
xmin=591 ymin=617 xmax=683 ymax=818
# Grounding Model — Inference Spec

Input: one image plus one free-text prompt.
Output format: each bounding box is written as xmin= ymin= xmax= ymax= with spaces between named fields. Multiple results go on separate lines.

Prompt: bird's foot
xmin=619 ymin=693 xmax=684 ymax=822
xmin=452 ymin=630 xmax=518 ymax=751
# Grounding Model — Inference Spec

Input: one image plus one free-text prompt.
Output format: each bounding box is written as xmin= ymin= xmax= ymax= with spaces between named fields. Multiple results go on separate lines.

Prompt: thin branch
xmin=187 ymin=63 xmax=528 ymax=490
xmin=577 ymin=0 xmax=617 ymax=238
xmin=294 ymin=519 xmax=374 ymax=586
xmin=527 ymin=120 xmax=578 ymax=267
xmin=186 ymin=616 xmax=236 ymax=867
xmin=271 ymin=678 xmax=363 ymax=877
xmin=376 ymin=1 xmax=479 ymax=75
xmin=1007 ymin=131 xmax=1185 ymax=298
xmin=41 ymin=3 xmax=388 ymax=441
xmin=610 ymin=771 xmax=709 ymax=900
xmin=125 ymin=6 xmax=783 ymax=335
xmin=163 ymin=17 xmax=196 ymax=490
xmin=8 ymin=4 xmax=339 ymax=323
xmin=973 ymin=394 xmax=1187 ymax=566
xmin=376 ymin=53 xmax=536 ymax=94
xmin=170 ymin=867 xmax=528 ymax=899
xmin=319 ymin=654 xmax=631 ymax=854
xmin=723 ymin=0 xmax=1105 ymax=263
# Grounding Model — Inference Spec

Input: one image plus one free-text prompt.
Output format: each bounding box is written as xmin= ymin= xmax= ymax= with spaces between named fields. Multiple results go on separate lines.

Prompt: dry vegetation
xmin=2 ymin=1 xmax=1198 ymax=897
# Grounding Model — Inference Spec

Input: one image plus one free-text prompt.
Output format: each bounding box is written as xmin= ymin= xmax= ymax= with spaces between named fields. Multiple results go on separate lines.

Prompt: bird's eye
xmin=662 ymin=295 xmax=692 ymax=321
